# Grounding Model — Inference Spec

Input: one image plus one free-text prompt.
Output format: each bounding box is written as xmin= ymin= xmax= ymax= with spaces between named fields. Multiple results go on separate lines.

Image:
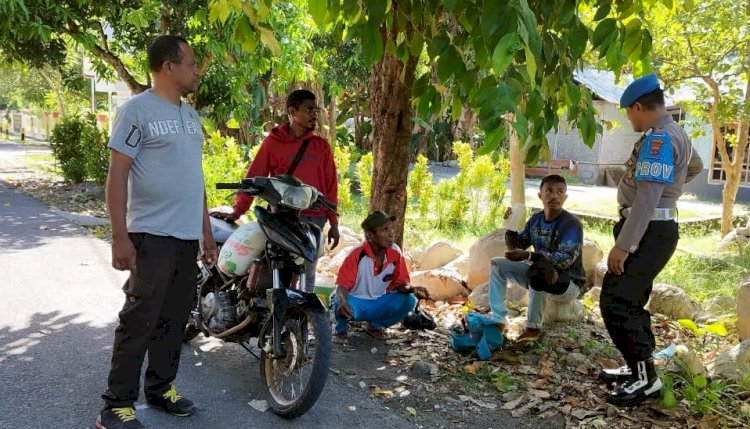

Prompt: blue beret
xmin=620 ymin=73 xmax=661 ymax=108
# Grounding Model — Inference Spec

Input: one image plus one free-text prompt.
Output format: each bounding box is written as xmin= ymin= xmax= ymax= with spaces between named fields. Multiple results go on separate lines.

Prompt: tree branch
xmin=62 ymin=23 xmax=147 ymax=94
xmin=160 ymin=1 xmax=170 ymax=35
xmin=96 ymin=22 xmax=109 ymax=52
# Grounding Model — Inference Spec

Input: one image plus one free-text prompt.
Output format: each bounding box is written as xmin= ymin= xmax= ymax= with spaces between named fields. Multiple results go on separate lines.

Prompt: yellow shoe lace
xmin=163 ymin=385 xmax=183 ymax=403
xmin=112 ymin=407 xmax=137 ymax=422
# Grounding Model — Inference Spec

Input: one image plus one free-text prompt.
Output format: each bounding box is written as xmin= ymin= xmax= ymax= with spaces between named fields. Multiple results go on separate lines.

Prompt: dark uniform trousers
xmin=600 ymin=218 xmax=679 ymax=366
xmin=102 ymin=233 xmax=199 ymax=409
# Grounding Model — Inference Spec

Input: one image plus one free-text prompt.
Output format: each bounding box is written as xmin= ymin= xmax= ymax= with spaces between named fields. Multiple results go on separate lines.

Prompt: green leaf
xmin=593 ymin=3 xmax=611 ymax=21
xmin=640 ymin=30 xmax=653 ymax=58
xmin=234 ymin=15 xmax=257 ymax=52
xmin=524 ymin=45 xmax=537 ymax=89
xmin=258 ymin=25 xmax=280 ymax=56
xmin=308 ymin=0 xmax=327 ymax=28
xmin=592 ymin=18 xmax=617 ymax=50
xmin=444 ymin=0 xmax=459 ymax=12
xmin=209 ymin=0 xmax=232 ymax=24
xmin=661 ymin=389 xmax=678 ymax=408
xmin=410 ymin=31 xmax=424 ymax=56
xmin=568 ymin=20 xmax=589 ymax=58
xmin=428 ymin=34 xmax=450 ymax=57
xmin=703 ymin=322 xmax=728 ymax=337
xmin=623 ymin=27 xmax=643 ymax=57
xmin=692 ymin=375 xmax=708 ymax=389
xmin=525 ymin=90 xmax=543 ymax=119
xmin=360 ymin=22 xmax=384 ymax=66
xmin=559 ymin=0 xmax=575 ymax=24
xmin=678 ymin=319 xmax=702 ymax=336
xmin=492 ymin=33 xmax=521 ymax=77
xmin=478 ymin=126 xmax=506 ymax=155
xmin=661 ymin=0 xmax=674 ymax=9
xmin=413 ymin=116 xmax=434 ymax=132
xmin=365 ymin=0 xmax=388 ymax=26
xmin=566 ymin=81 xmax=581 ymax=105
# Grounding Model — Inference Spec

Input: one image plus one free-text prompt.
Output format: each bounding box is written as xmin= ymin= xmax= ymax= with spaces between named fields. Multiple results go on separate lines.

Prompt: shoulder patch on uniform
xmin=124 ymin=124 xmax=142 ymax=148
xmin=635 ymin=133 xmax=674 ymax=184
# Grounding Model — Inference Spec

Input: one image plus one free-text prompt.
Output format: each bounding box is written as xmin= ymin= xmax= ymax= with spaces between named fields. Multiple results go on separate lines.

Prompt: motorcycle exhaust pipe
xmin=211 ymin=314 xmax=254 ymax=339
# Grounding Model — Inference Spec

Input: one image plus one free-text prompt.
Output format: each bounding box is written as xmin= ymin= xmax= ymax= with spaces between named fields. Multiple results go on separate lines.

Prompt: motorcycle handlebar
xmin=215 ymin=183 xmax=240 ymax=190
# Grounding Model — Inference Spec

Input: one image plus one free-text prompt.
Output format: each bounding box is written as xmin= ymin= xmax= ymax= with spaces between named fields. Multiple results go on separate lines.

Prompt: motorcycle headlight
xmin=271 ymin=181 xmax=315 ymax=210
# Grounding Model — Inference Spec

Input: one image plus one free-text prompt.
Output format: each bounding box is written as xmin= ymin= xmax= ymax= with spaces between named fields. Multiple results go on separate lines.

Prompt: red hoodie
xmin=232 ymin=123 xmax=338 ymax=224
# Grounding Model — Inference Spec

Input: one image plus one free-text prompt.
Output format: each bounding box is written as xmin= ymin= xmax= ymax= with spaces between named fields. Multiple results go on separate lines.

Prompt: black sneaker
xmin=146 ymin=385 xmax=195 ymax=416
xmin=607 ymin=360 xmax=662 ymax=407
xmin=599 ymin=365 xmax=632 ymax=383
xmin=96 ymin=407 xmax=144 ymax=429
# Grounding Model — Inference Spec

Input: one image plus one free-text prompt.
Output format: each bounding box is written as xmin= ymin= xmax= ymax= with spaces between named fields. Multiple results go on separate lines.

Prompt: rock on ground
xmin=412 ymin=240 xmax=463 ymax=271
xmin=543 ymin=299 xmax=585 ymax=325
xmin=467 ymin=229 xmax=507 ymax=289
xmin=646 ymin=283 xmax=699 ymax=321
xmin=582 ymin=240 xmax=604 ymax=288
xmin=443 ymin=254 xmax=469 ymax=278
xmin=593 ymin=260 xmax=608 ymax=288
xmin=675 ymin=345 xmax=707 ymax=377
xmin=709 ymin=340 xmax=750 ymax=383
xmin=737 ymin=278 xmax=750 ymax=341
xmin=325 ymin=245 xmax=356 ymax=276
xmin=467 ymin=281 xmax=528 ymax=312
xmin=411 ymin=269 xmax=469 ymax=301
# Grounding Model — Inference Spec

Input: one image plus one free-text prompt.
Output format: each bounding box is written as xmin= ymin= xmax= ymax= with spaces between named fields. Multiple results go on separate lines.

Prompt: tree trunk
xmin=328 ymin=94 xmax=337 ymax=145
xmin=38 ymin=69 xmax=66 ymax=118
xmin=706 ymin=74 xmax=749 ymax=236
xmin=508 ymin=115 xmax=526 ymax=209
xmin=368 ymin=52 xmax=419 ymax=247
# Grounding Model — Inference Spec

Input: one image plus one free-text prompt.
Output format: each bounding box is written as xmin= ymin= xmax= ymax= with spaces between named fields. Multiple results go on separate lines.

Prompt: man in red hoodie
xmin=215 ymin=89 xmax=339 ymax=291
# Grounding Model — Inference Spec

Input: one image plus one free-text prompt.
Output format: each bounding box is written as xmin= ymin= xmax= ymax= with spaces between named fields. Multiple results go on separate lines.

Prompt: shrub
xmin=408 ymin=154 xmax=433 ymax=205
xmin=202 ymin=131 xmax=245 ymax=208
xmin=333 ymin=143 xmax=354 ymax=212
xmin=355 ymin=151 xmax=373 ymax=201
xmin=49 ymin=116 xmax=88 ymax=183
xmin=80 ymin=118 xmax=109 ymax=185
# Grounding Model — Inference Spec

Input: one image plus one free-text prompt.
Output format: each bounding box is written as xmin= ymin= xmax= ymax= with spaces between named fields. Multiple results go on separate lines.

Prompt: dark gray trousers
xmin=102 ymin=233 xmax=199 ymax=409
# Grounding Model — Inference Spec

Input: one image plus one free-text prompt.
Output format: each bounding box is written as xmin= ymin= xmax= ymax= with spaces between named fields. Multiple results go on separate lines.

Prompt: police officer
xmin=599 ymin=74 xmax=703 ymax=406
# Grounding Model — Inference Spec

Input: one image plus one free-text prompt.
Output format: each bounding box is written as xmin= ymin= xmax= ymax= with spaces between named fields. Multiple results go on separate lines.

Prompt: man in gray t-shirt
xmin=97 ymin=35 xmax=217 ymax=429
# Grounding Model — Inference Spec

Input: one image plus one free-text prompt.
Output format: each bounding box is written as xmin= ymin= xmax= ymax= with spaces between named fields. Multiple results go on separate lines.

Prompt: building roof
xmin=573 ymin=68 xmax=695 ymax=107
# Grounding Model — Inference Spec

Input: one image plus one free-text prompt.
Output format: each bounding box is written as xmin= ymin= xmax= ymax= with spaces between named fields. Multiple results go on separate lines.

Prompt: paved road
xmin=0 ymin=142 xmax=418 ymax=429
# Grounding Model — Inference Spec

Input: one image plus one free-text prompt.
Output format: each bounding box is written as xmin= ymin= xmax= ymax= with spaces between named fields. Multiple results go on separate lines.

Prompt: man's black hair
xmin=148 ymin=35 xmax=188 ymax=72
xmin=635 ymin=88 xmax=665 ymax=111
xmin=540 ymin=174 xmax=567 ymax=190
xmin=287 ymin=89 xmax=316 ymax=110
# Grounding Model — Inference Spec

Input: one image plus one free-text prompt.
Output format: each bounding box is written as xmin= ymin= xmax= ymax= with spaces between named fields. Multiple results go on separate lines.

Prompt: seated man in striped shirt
xmin=332 ymin=211 xmax=430 ymax=344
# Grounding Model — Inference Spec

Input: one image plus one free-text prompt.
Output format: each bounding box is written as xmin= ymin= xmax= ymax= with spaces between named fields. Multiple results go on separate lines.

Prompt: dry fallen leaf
xmin=528 ymin=388 xmax=551 ymax=399
xmin=371 ymin=386 xmax=394 ymax=398
xmin=248 ymin=399 xmax=269 ymax=412
xmin=502 ymin=396 xmax=524 ymax=410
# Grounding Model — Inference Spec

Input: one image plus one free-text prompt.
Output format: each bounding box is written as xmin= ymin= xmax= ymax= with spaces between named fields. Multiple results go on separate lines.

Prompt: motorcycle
xmin=185 ymin=174 xmax=335 ymax=418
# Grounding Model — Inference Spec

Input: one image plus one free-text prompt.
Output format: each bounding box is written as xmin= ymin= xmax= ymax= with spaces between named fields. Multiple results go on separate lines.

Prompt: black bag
xmin=402 ymin=301 xmax=436 ymax=330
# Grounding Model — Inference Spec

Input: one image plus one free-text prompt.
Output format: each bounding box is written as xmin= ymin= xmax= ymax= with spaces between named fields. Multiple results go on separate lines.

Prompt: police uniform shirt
xmin=615 ymin=114 xmax=702 ymax=253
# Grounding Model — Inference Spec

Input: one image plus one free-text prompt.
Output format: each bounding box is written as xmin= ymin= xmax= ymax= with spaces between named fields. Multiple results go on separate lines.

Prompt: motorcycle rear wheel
xmin=260 ymin=307 xmax=331 ymax=418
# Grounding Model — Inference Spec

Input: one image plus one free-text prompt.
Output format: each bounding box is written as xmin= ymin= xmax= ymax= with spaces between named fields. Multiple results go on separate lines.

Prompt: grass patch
xmin=26 ymin=153 xmax=58 ymax=174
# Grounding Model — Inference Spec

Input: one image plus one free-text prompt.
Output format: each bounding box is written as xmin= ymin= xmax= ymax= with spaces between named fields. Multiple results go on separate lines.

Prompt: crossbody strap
xmin=287 ymin=138 xmax=312 ymax=176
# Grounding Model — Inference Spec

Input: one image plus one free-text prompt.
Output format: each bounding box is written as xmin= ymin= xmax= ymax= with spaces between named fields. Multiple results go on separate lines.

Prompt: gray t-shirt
xmin=108 ymin=90 xmax=205 ymax=240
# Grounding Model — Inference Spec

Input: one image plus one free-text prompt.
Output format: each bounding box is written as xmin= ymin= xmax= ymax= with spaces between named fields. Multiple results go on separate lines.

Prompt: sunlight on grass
xmin=26 ymin=153 xmax=58 ymax=174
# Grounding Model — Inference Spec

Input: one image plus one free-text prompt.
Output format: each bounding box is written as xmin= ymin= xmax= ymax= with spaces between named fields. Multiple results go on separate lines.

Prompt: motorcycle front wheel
xmin=260 ymin=307 xmax=331 ymax=418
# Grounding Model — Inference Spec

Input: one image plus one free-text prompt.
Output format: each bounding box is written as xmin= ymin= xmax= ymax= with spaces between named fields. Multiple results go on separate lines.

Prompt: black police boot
xmin=598 ymin=364 xmax=632 ymax=384
xmin=607 ymin=359 xmax=662 ymax=407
